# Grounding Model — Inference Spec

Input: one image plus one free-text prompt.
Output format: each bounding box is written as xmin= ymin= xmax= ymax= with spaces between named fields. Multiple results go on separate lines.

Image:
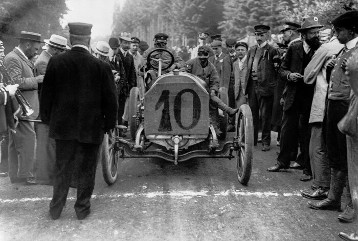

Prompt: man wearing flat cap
xmin=4 ymin=31 xmax=44 ymax=185
xmin=190 ymin=32 xmax=213 ymax=59
xmin=142 ymin=33 xmax=185 ymax=87
xmin=33 ymin=34 xmax=67 ymax=185
xmin=308 ymin=10 xmax=358 ymax=224
xmin=129 ymin=37 xmax=144 ymax=97
xmin=244 ymin=24 xmax=279 ymax=151
xmin=280 ymin=22 xmax=301 ymax=47
xmin=40 ymin=22 xmax=118 ymax=220
xmin=268 ymin=17 xmax=323 ymax=182
xmin=209 ymin=40 xmax=231 ymax=91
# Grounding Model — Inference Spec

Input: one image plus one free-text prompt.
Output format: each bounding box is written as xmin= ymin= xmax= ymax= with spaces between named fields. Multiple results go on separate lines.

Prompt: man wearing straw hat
xmin=33 ymin=34 xmax=67 ymax=185
xmin=4 ymin=31 xmax=44 ymax=185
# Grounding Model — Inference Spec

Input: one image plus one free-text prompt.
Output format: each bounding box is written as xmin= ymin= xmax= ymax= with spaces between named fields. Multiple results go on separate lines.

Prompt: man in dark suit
xmin=244 ymin=25 xmax=280 ymax=151
xmin=267 ymin=17 xmax=323 ymax=182
xmin=40 ymin=22 xmax=118 ymax=220
xmin=118 ymin=33 xmax=137 ymax=127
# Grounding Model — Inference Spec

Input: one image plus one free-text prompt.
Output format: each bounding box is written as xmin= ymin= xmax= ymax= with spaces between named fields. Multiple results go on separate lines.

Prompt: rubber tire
xmin=101 ymin=130 xmax=119 ymax=185
xmin=128 ymin=87 xmax=140 ymax=140
xmin=236 ymin=104 xmax=254 ymax=185
xmin=218 ymin=87 xmax=228 ymax=140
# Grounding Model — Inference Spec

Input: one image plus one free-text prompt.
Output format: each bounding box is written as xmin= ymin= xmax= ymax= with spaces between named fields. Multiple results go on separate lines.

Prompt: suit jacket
xmin=34 ymin=50 xmax=52 ymax=102
xmin=209 ymin=52 xmax=231 ymax=89
xmin=40 ymin=47 xmax=118 ymax=144
xmin=280 ymin=40 xmax=315 ymax=111
xmin=4 ymin=48 xmax=39 ymax=119
xmin=245 ymin=43 xmax=279 ymax=97
xmin=118 ymin=50 xmax=137 ymax=93
xmin=233 ymin=57 xmax=248 ymax=99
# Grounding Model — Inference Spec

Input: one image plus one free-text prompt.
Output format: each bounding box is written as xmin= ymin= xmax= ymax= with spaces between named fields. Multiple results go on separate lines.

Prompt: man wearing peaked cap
xmin=3 ymin=31 xmax=44 ymax=185
xmin=33 ymin=34 xmax=67 ymax=186
xmin=308 ymin=10 xmax=358 ymax=224
xmin=268 ymin=16 xmax=323 ymax=181
xmin=40 ymin=22 xmax=118 ymax=220
xmin=280 ymin=22 xmax=301 ymax=46
xmin=245 ymin=23 xmax=280 ymax=151
xmin=129 ymin=36 xmax=144 ymax=97
xmin=190 ymin=31 xmax=212 ymax=59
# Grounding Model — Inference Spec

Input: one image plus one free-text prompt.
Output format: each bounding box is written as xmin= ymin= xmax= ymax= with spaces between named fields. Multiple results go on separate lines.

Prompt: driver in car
xmin=185 ymin=45 xmax=239 ymax=117
xmin=141 ymin=33 xmax=185 ymax=88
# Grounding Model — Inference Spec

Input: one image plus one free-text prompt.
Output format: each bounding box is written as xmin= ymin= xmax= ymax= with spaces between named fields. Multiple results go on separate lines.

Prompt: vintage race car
xmin=99 ymin=48 xmax=254 ymax=186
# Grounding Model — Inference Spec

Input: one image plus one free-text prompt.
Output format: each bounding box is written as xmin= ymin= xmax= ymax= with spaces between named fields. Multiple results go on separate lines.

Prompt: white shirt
xmin=345 ymin=36 xmax=358 ymax=50
xmin=303 ymin=41 xmax=310 ymax=54
xmin=72 ymin=44 xmax=89 ymax=51
xmin=257 ymin=41 xmax=267 ymax=48
xmin=237 ymin=55 xmax=247 ymax=70
xmin=120 ymin=48 xmax=128 ymax=57
xmin=15 ymin=47 xmax=28 ymax=60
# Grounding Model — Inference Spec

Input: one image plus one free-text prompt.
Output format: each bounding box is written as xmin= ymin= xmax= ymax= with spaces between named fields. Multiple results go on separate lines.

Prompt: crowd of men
xmin=0 ymin=9 xmax=357 ymax=240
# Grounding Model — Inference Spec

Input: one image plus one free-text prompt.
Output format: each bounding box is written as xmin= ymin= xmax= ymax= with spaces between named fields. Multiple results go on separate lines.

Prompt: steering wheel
xmin=146 ymin=48 xmax=175 ymax=71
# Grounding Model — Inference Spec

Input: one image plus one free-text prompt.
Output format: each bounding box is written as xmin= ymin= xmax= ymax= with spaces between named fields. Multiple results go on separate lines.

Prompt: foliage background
xmin=113 ymin=0 xmax=358 ymax=47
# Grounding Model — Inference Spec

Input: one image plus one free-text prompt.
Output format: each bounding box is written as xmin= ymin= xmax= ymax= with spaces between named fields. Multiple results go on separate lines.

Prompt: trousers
xmin=8 ymin=121 xmax=35 ymax=178
xmin=309 ymin=123 xmax=330 ymax=188
xmin=0 ymin=134 xmax=8 ymax=172
xmin=50 ymin=140 xmax=100 ymax=216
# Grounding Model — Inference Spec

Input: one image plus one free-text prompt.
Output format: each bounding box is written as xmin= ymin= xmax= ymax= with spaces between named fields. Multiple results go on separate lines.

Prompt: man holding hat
xmin=268 ymin=17 xmax=323 ymax=182
xmin=245 ymin=24 xmax=279 ymax=151
xmin=33 ymin=34 xmax=67 ymax=185
xmin=40 ymin=22 xmax=118 ymax=220
xmin=308 ymin=10 xmax=358 ymax=224
xmin=4 ymin=31 xmax=44 ymax=185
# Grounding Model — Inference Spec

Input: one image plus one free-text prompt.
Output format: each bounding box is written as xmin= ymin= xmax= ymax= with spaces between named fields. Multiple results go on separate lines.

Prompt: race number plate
xmin=144 ymin=74 xmax=209 ymax=136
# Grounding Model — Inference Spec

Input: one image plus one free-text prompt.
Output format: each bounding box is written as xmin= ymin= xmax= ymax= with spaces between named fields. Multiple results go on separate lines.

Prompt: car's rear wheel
xmin=218 ymin=87 xmax=228 ymax=140
xmin=128 ymin=87 xmax=140 ymax=140
xmin=101 ymin=130 xmax=119 ymax=185
xmin=236 ymin=104 xmax=253 ymax=185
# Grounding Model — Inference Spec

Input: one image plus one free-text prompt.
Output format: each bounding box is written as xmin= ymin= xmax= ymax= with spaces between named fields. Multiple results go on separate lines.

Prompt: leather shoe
xmin=267 ymin=163 xmax=288 ymax=172
xmin=0 ymin=172 xmax=8 ymax=177
xmin=76 ymin=209 xmax=91 ymax=220
xmin=338 ymin=205 xmax=355 ymax=223
xmin=339 ymin=232 xmax=358 ymax=241
xmin=301 ymin=187 xmax=329 ymax=200
xmin=300 ymin=174 xmax=312 ymax=182
xmin=290 ymin=161 xmax=303 ymax=169
xmin=308 ymin=198 xmax=341 ymax=211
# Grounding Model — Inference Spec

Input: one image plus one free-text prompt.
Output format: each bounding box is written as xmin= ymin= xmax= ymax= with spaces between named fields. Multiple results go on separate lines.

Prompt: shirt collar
xmin=215 ymin=52 xmax=222 ymax=58
xmin=303 ymin=40 xmax=310 ymax=54
xmin=238 ymin=55 xmax=247 ymax=63
xmin=120 ymin=48 xmax=127 ymax=55
xmin=72 ymin=44 xmax=89 ymax=51
xmin=45 ymin=50 xmax=52 ymax=57
xmin=345 ymin=36 xmax=358 ymax=50
xmin=288 ymin=37 xmax=301 ymax=47
xmin=257 ymin=41 xmax=267 ymax=48
xmin=15 ymin=47 xmax=28 ymax=60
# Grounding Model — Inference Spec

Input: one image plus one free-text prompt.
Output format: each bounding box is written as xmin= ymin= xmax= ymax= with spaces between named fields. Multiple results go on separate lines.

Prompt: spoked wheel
xmin=128 ymin=87 xmax=140 ymax=140
xmin=101 ymin=129 xmax=120 ymax=185
xmin=235 ymin=104 xmax=254 ymax=185
xmin=218 ymin=87 xmax=228 ymax=140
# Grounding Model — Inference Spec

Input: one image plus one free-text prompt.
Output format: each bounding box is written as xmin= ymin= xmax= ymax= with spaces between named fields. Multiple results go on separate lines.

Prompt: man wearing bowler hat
xmin=33 ymin=34 xmax=67 ymax=185
xmin=4 ymin=31 xmax=44 ymax=185
xmin=244 ymin=24 xmax=279 ymax=151
xmin=40 ymin=22 xmax=118 ymax=220
xmin=267 ymin=17 xmax=323 ymax=182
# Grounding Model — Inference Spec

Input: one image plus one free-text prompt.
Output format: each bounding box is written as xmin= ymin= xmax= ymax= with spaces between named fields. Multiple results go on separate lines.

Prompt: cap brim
xmin=119 ymin=37 xmax=132 ymax=42
xmin=297 ymin=25 xmax=324 ymax=31
xmin=44 ymin=39 xmax=67 ymax=50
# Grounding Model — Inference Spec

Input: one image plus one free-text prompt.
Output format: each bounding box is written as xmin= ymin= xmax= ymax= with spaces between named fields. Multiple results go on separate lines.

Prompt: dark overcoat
xmin=244 ymin=44 xmax=279 ymax=97
xmin=40 ymin=47 xmax=118 ymax=144
xmin=117 ymin=50 xmax=137 ymax=94
xmin=208 ymin=53 xmax=231 ymax=89
xmin=279 ymin=40 xmax=309 ymax=111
